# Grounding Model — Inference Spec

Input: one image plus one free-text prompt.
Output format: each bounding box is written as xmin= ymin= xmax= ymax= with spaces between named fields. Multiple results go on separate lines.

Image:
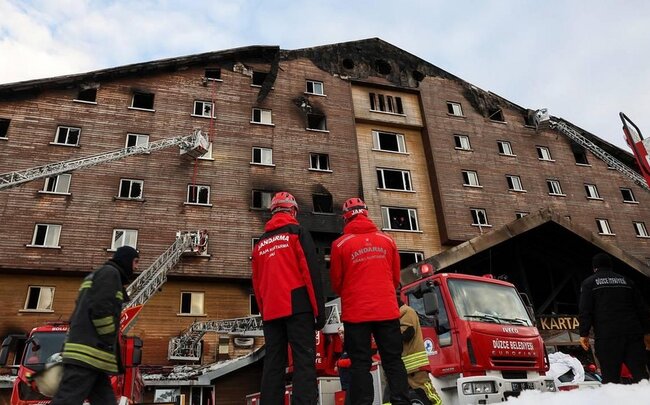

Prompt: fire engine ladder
xmin=534 ymin=109 xmax=650 ymax=191
xmin=125 ymin=230 xmax=209 ymax=310
xmin=168 ymin=299 xmax=342 ymax=361
xmin=0 ymin=130 xmax=209 ymax=191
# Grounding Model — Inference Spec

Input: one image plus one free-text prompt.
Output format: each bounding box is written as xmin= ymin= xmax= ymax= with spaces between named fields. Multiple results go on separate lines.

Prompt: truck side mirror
xmin=132 ymin=337 xmax=143 ymax=366
xmin=0 ymin=336 xmax=11 ymax=365
xmin=423 ymin=292 xmax=439 ymax=316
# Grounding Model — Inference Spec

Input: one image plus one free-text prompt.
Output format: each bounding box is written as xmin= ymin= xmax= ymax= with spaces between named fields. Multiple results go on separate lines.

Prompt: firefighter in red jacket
xmin=252 ymin=191 xmax=325 ymax=405
xmin=330 ymin=198 xmax=410 ymax=405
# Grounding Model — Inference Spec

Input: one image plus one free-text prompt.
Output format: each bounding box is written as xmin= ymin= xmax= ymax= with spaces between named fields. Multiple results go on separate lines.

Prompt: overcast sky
xmin=1 ymin=0 xmax=649 ymax=150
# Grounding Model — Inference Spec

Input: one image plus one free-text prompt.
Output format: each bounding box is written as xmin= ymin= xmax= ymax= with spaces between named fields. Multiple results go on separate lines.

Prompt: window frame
xmin=251 ymin=147 xmax=274 ymax=166
xmin=380 ymin=207 xmax=420 ymax=232
xmin=634 ymin=221 xmax=650 ymax=238
xmin=369 ymin=93 xmax=404 ymax=115
xmin=399 ymin=251 xmax=425 ymax=269
xmin=497 ymin=140 xmax=515 ymax=156
xmin=179 ymin=291 xmax=205 ymax=316
xmin=186 ymin=184 xmax=211 ymax=206
xmin=42 ymin=174 xmax=71 ymax=194
xmin=515 ymin=212 xmax=529 ymax=219
xmin=192 ymin=100 xmax=215 ymax=118
xmin=506 ymin=175 xmax=525 ymax=192
xmin=125 ymin=133 xmax=149 ymax=149
xmin=536 ymin=146 xmax=554 ymax=161
xmin=305 ymin=80 xmax=325 ymax=96
xmin=584 ymin=184 xmax=601 ymax=200
xmin=251 ymin=71 xmax=268 ymax=87
xmin=447 ymin=102 xmax=463 ymax=117
xmin=309 ymin=153 xmax=331 ymax=171
xmin=204 ymin=68 xmax=222 ymax=81
xmin=251 ymin=190 xmax=273 ymax=210
xmin=30 ymin=224 xmax=62 ymax=248
xmin=22 ymin=286 xmax=55 ymax=312
xmin=52 ymin=126 xmax=81 ymax=146
xmin=74 ymin=88 xmax=97 ymax=104
xmin=118 ymin=178 xmax=144 ymax=200
xmin=546 ymin=179 xmax=565 ymax=196
xmin=470 ymin=208 xmax=490 ymax=227
xmin=130 ymin=91 xmax=155 ymax=111
xmin=621 ymin=188 xmax=637 ymax=203
xmin=596 ymin=218 xmax=615 ymax=235
xmin=197 ymin=142 xmax=213 ymax=160
xmin=454 ymin=135 xmax=471 ymax=150
xmin=372 ymin=130 xmax=407 ymax=153
xmin=0 ymin=118 xmax=10 ymax=138
xmin=110 ymin=229 xmax=138 ymax=250
xmin=312 ymin=193 xmax=334 ymax=214
xmin=377 ymin=168 xmax=413 ymax=191
xmin=461 ymin=170 xmax=481 ymax=187
xmin=251 ymin=108 xmax=273 ymax=125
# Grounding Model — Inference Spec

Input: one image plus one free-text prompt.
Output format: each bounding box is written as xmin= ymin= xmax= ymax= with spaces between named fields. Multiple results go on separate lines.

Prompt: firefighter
xmin=51 ymin=246 xmax=139 ymax=405
xmin=252 ymin=191 xmax=325 ymax=405
xmin=330 ymin=197 xmax=410 ymax=405
xmin=397 ymin=290 xmax=442 ymax=405
xmin=578 ymin=252 xmax=650 ymax=384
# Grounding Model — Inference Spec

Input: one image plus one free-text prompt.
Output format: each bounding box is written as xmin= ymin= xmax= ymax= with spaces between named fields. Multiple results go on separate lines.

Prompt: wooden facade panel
xmin=351 ymin=86 xmax=422 ymax=127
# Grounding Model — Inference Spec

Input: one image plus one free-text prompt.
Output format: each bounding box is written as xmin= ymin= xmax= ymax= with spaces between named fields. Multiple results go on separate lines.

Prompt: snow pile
xmin=506 ymin=379 xmax=650 ymax=404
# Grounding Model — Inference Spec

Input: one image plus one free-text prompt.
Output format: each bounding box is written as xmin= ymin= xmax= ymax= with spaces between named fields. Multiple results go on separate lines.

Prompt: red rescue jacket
xmin=330 ymin=215 xmax=401 ymax=323
xmin=252 ymin=213 xmax=324 ymax=322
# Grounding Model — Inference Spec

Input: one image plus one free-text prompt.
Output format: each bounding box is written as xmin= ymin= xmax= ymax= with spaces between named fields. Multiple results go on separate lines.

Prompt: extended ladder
xmin=534 ymin=109 xmax=650 ymax=191
xmin=168 ymin=299 xmax=342 ymax=361
xmin=0 ymin=130 xmax=209 ymax=191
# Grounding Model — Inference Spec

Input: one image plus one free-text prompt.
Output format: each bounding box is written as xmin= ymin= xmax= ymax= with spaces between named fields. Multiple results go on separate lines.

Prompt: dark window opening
xmin=376 ymin=132 xmax=400 ymax=152
xmin=524 ymin=112 xmax=535 ymax=126
xmin=412 ymin=70 xmax=425 ymax=82
xmin=312 ymin=194 xmax=333 ymax=213
xmin=187 ymin=185 xmax=209 ymax=204
xmin=574 ymin=150 xmax=589 ymax=165
xmin=132 ymin=92 xmax=155 ymax=109
xmin=25 ymin=288 xmax=41 ymax=310
xmin=307 ymin=114 xmax=327 ymax=131
xmin=310 ymin=153 xmax=330 ymax=170
xmin=377 ymin=169 xmax=411 ymax=191
xmin=180 ymin=293 xmax=192 ymax=313
xmin=342 ymin=58 xmax=354 ymax=69
xmin=205 ymin=68 xmax=221 ymax=80
xmin=76 ymin=88 xmax=97 ymax=102
xmin=250 ymin=296 xmax=260 ymax=316
xmin=488 ymin=108 xmax=505 ymax=122
xmin=621 ymin=188 xmax=636 ymax=202
xmin=252 ymin=190 xmax=272 ymax=209
xmin=34 ymin=225 xmax=47 ymax=245
xmin=375 ymin=59 xmax=391 ymax=75
xmin=395 ymin=97 xmax=404 ymax=114
xmin=387 ymin=208 xmax=417 ymax=231
xmin=399 ymin=251 xmax=424 ymax=269
xmin=471 ymin=209 xmax=489 ymax=225
xmin=252 ymin=71 xmax=267 ymax=86
xmin=0 ymin=118 xmax=10 ymax=138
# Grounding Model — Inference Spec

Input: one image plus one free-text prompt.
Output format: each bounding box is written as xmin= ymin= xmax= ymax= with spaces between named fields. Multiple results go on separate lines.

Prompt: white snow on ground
xmin=506 ymin=379 xmax=650 ymax=404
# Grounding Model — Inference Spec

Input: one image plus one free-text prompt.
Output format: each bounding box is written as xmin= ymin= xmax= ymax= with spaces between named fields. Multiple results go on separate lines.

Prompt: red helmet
xmin=342 ymin=197 xmax=368 ymax=221
xmin=270 ymin=191 xmax=298 ymax=214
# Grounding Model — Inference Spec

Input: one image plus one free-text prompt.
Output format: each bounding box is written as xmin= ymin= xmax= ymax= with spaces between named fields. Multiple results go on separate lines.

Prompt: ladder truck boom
xmin=533 ymin=109 xmax=650 ymax=191
xmin=0 ymin=130 xmax=209 ymax=191
xmin=620 ymin=112 xmax=650 ymax=188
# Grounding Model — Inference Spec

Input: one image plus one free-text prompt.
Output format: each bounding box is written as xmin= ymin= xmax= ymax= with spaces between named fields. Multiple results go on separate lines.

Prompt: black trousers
xmin=261 ymin=312 xmax=317 ymax=405
xmin=50 ymin=363 xmax=115 ymax=405
xmin=344 ymin=319 xmax=410 ymax=405
xmin=595 ymin=334 xmax=649 ymax=384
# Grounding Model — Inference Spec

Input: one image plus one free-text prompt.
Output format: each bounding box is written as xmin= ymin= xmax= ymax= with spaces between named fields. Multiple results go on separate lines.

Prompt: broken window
xmin=372 ymin=130 xmax=406 ymax=153
xmin=536 ymin=146 xmax=553 ymax=161
xmin=310 ymin=153 xmax=330 ymax=171
xmin=381 ymin=207 xmax=419 ymax=231
xmin=574 ymin=150 xmax=589 ymax=165
xmin=369 ymin=93 xmax=404 ymax=114
xmin=497 ymin=140 xmax=514 ymax=156
xmin=399 ymin=251 xmax=424 ymax=269
xmin=198 ymin=142 xmax=213 ymax=160
xmin=312 ymin=193 xmax=333 ymax=213
xmin=454 ymin=135 xmax=471 ymax=150
xmin=0 ymin=118 xmax=9 ymax=138
xmin=126 ymin=133 xmax=149 ymax=148
xmin=462 ymin=170 xmax=480 ymax=187
xmin=506 ymin=175 xmax=524 ymax=191
xmin=584 ymin=184 xmax=600 ymax=199
xmin=180 ymin=292 xmax=204 ymax=315
xmin=119 ymin=179 xmax=143 ymax=199
xmin=252 ymin=190 xmax=273 ymax=209
xmin=187 ymin=185 xmax=210 ymax=205
xmin=205 ymin=68 xmax=221 ymax=80
xmin=306 ymin=80 xmax=324 ymax=95
xmin=252 ymin=71 xmax=268 ymax=86
xmin=43 ymin=174 xmax=71 ymax=194
xmin=546 ymin=179 xmax=564 ymax=195
xmin=377 ymin=168 xmax=412 ymax=191
xmin=53 ymin=126 xmax=81 ymax=146
xmin=24 ymin=286 xmax=55 ymax=311
xmin=131 ymin=91 xmax=155 ymax=110
xmin=621 ymin=188 xmax=637 ymax=203
xmin=252 ymin=108 xmax=273 ymax=125
xmin=193 ymin=101 xmax=215 ymax=118
xmin=447 ymin=102 xmax=463 ymax=116
xmin=488 ymin=108 xmax=505 ymax=122
xmin=470 ymin=208 xmax=490 ymax=226
xmin=31 ymin=224 xmax=61 ymax=247
xmin=75 ymin=88 xmax=97 ymax=103
xmin=111 ymin=229 xmax=138 ymax=250
xmin=634 ymin=221 xmax=649 ymax=237
xmin=596 ymin=219 xmax=614 ymax=235
xmin=252 ymin=147 xmax=273 ymax=165
xmin=307 ymin=113 xmax=327 ymax=131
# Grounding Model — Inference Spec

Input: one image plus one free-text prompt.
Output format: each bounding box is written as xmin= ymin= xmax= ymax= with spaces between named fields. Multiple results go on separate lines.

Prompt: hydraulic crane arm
xmin=0 ymin=130 xmax=208 ymax=191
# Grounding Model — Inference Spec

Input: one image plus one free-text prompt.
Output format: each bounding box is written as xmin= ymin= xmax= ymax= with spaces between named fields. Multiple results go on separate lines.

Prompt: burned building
xmin=1 ymin=38 xmax=649 ymax=402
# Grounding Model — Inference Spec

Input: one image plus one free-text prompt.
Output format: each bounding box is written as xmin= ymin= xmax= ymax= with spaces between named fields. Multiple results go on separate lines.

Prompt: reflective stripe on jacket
xmin=400 ymin=304 xmax=431 ymax=373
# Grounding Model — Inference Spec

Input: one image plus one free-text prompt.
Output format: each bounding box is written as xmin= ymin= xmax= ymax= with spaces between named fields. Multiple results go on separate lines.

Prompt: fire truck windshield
xmin=23 ymin=332 xmax=66 ymax=368
xmin=448 ymin=279 xmax=532 ymax=326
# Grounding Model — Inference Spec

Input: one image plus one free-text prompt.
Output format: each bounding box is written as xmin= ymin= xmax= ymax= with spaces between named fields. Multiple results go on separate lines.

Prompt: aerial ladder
xmin=534 ymin=109 xmax=650 ymax=191
xmin=168 ymin=299 xmax=343 ymax=361
xmin=619 ymin=112 xmax=650 ymax=188
xmin=0 ymin=129 xmax=209 ymax=191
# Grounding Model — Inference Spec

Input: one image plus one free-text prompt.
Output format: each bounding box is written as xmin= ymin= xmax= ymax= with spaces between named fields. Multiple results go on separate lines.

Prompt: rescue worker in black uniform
xmin=252 ymin=191 xmax=325 ymax=405
xmin=578 ymin=252 xmax=650 ymax=384
xmin=51 ymin=246 xmax=139 ymax=405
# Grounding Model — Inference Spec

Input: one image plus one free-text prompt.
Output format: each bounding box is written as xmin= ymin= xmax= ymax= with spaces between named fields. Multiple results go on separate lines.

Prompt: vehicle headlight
xmin=545 ymin=379 xmax=556 ymax=392
xmin=461 ymin=381 xmax=496 ymax=395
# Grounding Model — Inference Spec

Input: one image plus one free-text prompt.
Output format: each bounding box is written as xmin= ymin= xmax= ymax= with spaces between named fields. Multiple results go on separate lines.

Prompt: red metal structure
xmin=620 ymin=112 xmax=650 ymax=188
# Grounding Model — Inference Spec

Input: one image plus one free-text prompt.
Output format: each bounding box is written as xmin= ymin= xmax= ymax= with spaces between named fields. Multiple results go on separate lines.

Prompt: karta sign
xmin=537 ymin=315 xmax=579 ymax=331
